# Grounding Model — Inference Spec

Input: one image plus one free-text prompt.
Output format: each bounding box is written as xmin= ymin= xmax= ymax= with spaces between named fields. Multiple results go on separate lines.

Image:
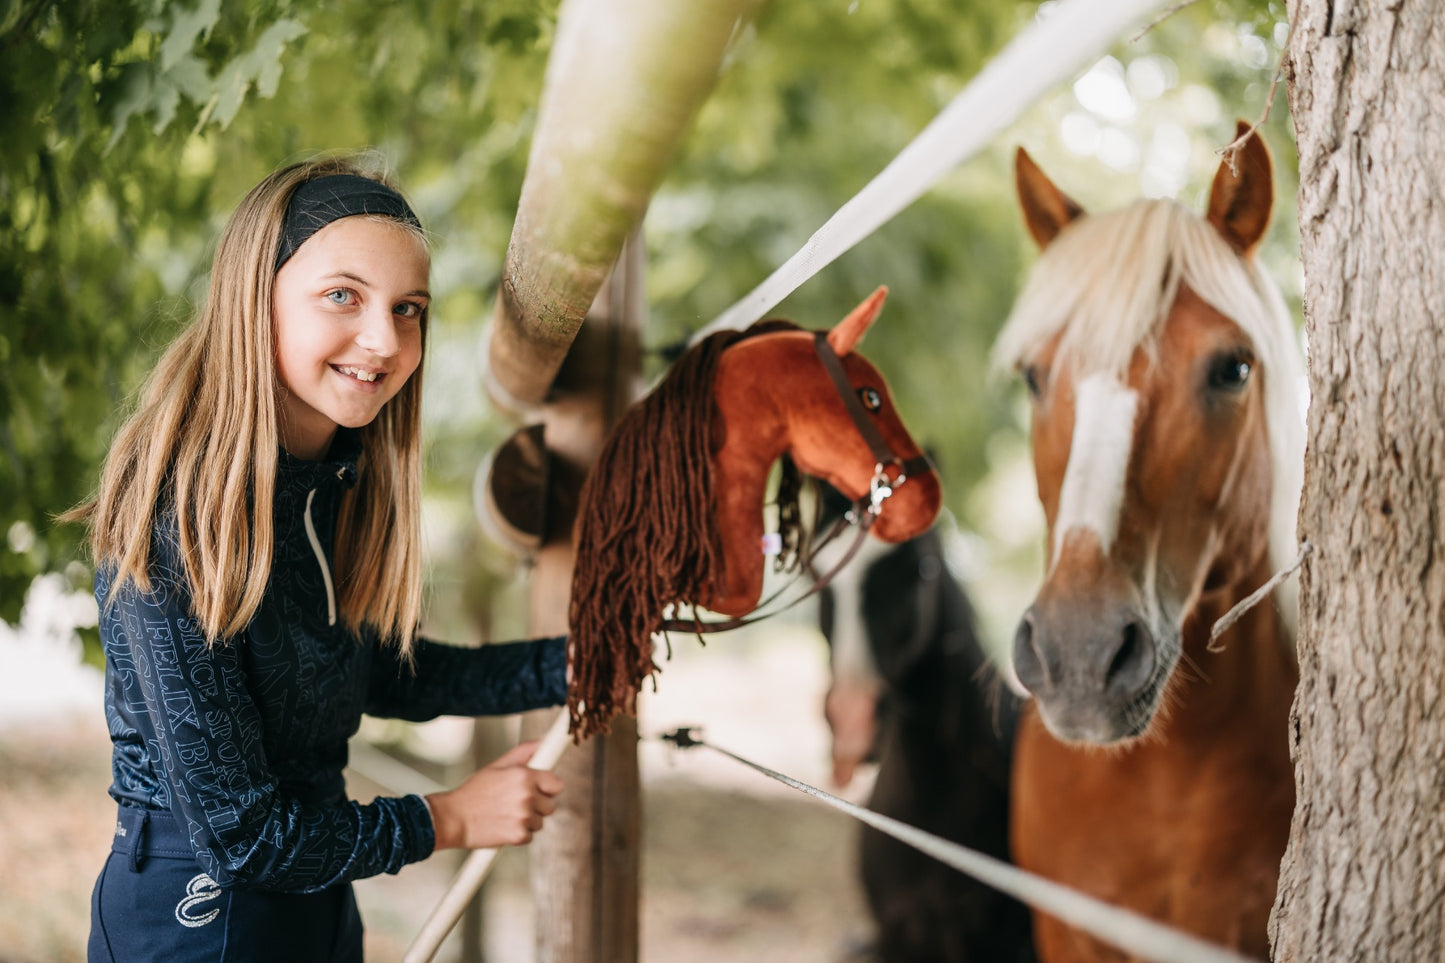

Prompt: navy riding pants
xmin=88 ymin=806 xmax=363 ymax=962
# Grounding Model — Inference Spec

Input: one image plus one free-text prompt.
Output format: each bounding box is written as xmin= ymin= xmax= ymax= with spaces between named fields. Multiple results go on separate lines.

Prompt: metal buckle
xmin=868 ymin=461 xmax=907 ymax=515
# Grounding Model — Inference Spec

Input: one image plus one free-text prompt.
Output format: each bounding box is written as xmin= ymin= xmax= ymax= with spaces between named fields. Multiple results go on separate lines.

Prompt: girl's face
xmin=273 ymin=216 xmax=430 ymax=459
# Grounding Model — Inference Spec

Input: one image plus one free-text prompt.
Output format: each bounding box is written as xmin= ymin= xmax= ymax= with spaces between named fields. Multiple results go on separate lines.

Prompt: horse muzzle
xmin=1011 ymin=587 xmax=1173 ymax=745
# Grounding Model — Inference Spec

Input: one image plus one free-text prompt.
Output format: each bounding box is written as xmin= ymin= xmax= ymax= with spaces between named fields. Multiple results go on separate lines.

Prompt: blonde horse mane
xmin=992 ymin=199 xmax=1305 ymax=639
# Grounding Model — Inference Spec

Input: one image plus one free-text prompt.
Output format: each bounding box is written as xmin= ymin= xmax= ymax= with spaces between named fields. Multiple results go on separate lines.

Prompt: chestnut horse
xmin=568 ymin=287 xmax=942 ymax=739
xmin=994 ymin=124 xmax=1304 ymax=960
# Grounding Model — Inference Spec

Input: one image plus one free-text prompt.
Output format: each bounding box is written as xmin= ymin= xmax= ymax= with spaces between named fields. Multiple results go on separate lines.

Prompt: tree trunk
xmin=1272 ymin=2 xmax=1445 ymax=958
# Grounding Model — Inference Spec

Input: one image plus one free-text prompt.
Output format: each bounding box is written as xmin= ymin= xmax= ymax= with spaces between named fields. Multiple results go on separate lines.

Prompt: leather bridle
xmin=657 ymin=331 xmax=935 ymax=636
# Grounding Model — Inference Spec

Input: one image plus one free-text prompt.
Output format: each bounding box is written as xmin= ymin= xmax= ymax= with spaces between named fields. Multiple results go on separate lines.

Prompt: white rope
xmin=404 ymin=710 xmax=573 ymax=963
xmin=695 ymin=0 xmax=1173 ymax=340
xmin=675 ymin=733 xmax=1261 ymax=963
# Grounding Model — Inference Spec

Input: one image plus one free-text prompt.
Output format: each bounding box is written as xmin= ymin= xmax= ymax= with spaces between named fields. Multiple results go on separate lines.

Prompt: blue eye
xmin=394 ymin=301 xmax=425 ymax=320
xmin=326 ymin=289 xmax=354 ymax=305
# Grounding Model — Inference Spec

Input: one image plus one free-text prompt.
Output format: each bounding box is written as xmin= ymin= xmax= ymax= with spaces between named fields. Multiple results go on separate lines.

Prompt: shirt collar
xmin=277 ymin=428 xmax=362 ymax=491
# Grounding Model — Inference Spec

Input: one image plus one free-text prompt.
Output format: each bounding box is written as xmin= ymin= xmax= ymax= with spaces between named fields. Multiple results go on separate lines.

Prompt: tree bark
xmin=1272 ymin=1 xmax=1445 ymax=958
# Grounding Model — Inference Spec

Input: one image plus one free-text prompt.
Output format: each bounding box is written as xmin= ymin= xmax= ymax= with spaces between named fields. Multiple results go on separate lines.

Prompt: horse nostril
xmin=1105 ymin=618 xmax=1156 ymax=697
xmin=1012 ymin=611 xmax=1049 ymax=694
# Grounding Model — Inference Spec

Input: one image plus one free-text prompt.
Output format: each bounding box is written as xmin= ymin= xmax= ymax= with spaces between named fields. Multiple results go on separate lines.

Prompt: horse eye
xmin=1206 ymin=351 xmax=1254 ymax=392
xmin=858 ymin=387 xmax=883 ymax=412
xmin=1021 ymin=365 xmax=1044 ymax=399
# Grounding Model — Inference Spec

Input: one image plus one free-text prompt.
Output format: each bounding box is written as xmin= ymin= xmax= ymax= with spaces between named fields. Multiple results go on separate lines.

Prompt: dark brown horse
xmin=568 ymin=288 xmax=942 ymax=739
xmin=994 ymin=124 xmax=1304 ymax=960
xmin=815 ymin=481 xmax=1033 ymax=963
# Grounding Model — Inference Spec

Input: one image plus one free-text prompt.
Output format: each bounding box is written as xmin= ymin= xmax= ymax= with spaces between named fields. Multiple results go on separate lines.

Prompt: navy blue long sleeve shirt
xmin=97 ymin=432 xmax=567 ymax=893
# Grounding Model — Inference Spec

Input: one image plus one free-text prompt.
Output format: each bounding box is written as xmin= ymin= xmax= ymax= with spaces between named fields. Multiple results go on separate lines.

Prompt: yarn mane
xmin=568 ymin=318 xmax=805 ymax=739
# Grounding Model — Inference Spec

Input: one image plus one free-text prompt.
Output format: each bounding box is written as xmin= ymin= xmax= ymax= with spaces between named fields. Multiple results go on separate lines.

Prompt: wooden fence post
xmin=519 ymin=236 xmax=644 ymax=961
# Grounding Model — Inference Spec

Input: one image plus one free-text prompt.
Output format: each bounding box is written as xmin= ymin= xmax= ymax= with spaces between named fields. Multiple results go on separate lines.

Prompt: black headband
xmin=274 ymin=174 xmax=423 ymax=271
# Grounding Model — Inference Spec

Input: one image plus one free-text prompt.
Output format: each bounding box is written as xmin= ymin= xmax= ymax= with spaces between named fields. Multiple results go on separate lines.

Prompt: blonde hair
xmin=67 ymin=157 xmax=428 ymax=651
xmin=993 ymin=199 xmax=1305 ymax=638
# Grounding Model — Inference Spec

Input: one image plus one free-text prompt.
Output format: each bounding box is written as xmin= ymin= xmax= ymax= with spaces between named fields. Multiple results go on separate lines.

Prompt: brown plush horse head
xmin=568 ymin=287 xmax=942 ymax=739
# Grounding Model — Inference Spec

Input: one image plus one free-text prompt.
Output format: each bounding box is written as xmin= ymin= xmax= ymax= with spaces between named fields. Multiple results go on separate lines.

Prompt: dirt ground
xmin=0 ymin=628 xmax=880 ymax=963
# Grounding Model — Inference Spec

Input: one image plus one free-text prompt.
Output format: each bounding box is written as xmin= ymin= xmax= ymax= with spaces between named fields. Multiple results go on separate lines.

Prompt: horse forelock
xmin=994 ymin=198 xmax=1305 ymax=644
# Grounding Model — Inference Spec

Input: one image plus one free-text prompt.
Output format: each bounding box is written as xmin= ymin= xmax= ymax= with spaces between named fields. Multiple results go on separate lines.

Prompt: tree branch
xmin=1219 ymin=17 xmax=1297 ymax=175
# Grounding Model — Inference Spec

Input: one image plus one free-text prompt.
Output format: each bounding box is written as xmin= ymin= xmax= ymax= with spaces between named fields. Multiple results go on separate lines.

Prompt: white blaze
xmin=1053 ymin=373 xmax=1139 ymax=560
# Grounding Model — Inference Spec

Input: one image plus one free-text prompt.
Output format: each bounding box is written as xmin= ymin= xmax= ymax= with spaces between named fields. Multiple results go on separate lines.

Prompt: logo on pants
xmin=175 ymin=873 xmax=222 ymax=928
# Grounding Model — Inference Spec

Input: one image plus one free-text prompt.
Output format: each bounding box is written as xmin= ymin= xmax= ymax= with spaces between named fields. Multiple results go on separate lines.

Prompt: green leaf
xmin=210 ymin=18 xmax=306 ymax=128
xmin=165 ymin=51 xmax=213 ymax=103
xmin=107 ymin=63 xmax=155 ymax=151
xmin=249 ymin=19 xmax=307 ymax=99
xmin=160 ymin=0 xmax=221 ymax=70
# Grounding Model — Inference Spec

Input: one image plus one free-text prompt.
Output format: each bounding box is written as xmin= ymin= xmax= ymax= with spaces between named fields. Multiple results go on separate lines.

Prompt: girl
xmin=69 ymin=157 xmax=566 ymax=962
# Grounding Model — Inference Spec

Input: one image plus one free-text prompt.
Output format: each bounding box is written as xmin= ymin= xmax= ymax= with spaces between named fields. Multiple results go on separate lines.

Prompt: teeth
xmin=337 ymin=365 xmax=379 ymax=383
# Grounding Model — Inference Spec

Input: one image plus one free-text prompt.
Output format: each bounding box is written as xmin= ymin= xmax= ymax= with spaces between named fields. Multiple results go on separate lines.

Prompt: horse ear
xmin=1016 ymin=147 xmax=1084 ymax=248
xmin=1207 ymin=120 xmax=1274 ymax=255
xmin=828 ymin=286 xmax=889 ymax=357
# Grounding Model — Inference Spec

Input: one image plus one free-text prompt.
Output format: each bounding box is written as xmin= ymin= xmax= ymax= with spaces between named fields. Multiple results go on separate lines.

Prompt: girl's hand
xmin=425 ymin=740 xmax=565 ymax=850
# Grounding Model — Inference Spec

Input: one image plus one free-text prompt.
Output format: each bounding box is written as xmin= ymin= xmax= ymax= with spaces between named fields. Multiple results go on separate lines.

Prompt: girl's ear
xmin=1016 ymin=147 xmax=1084 ymax=248
xmin=827 ymin=286 xmax=889 ymax=357
xmin=1207 ymin=120 xmax=1274 ymax=256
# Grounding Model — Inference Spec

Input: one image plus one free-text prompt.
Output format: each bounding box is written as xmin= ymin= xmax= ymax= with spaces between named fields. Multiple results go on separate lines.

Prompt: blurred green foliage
xmin=1 ymin=0 xmax=1296 ymax=647
xmin=1 ymin=0 xmax=558 ymax=629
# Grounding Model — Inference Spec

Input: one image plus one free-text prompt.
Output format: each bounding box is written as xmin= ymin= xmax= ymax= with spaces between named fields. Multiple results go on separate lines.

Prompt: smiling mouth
xmin=333 ymin=364 xmax=383 ymax=383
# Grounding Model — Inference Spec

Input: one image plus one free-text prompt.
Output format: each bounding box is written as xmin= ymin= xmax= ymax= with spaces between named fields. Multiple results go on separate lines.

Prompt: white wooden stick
xmin=403 ymin=710 xmax=573 ymax=963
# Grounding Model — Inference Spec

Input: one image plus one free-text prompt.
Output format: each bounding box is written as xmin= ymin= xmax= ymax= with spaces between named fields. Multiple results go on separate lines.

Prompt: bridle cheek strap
xmin=656 ymin=333 xmax=935 ymax=636
xmin=812 ymin=331 xmax=934 ymax=485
